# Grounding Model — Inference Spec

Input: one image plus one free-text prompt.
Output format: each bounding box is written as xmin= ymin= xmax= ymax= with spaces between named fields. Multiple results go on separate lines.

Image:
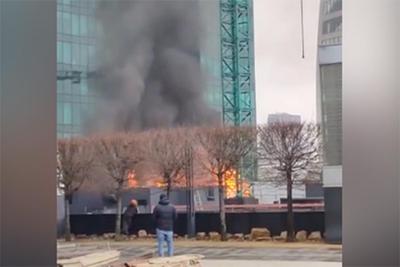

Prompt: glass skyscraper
xmin=317 ymin=0 xmax=342 ymax=178
xmin=57 ymin=0 xmax=97 ymax=138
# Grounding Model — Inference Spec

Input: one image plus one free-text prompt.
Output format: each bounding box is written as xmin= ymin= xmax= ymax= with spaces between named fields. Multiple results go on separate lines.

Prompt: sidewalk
xmin=201 ymin=260 xmax=342 ymax=267
xmin=57 ymin=240 xmax=342 ymax=263
xmin=63 ymin=239 xmax=342 ymax=250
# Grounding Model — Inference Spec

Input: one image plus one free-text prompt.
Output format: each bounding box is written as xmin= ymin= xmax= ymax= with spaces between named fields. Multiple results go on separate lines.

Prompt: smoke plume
xmin=86 ymin=0 xmax=220 ymax=133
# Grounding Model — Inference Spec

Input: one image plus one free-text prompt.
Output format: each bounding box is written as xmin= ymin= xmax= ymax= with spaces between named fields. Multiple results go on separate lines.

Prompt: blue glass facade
xmin=57 ymin=0 xmax=97 ymax=138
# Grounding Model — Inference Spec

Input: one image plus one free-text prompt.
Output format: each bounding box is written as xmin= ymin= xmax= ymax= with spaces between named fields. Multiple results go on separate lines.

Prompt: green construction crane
xmin=220 ymin=0 xmax=257 ymax=190
xmin=220 ymin=0 xmax=256 ymax=127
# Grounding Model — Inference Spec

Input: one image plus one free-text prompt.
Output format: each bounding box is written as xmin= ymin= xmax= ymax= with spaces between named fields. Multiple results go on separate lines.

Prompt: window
xmin=88 ymin=45 xmax=95 ymax=67
xmin=71 ymin=14 xmax=79 ymax=36
xmin=80 ymin=105 xmax=89 ymax=120
xmin=207 ymin=187 xmax=215 ymax=201
xmin=63 ymin=103 xmax=72 ymax=124
xmin=324 ymin=0 xmax=341 ymax=15
xmin=63 ymin=79 xmax=72 ymax=95
xmin=80 ymin=15 xmax=88 ymax=36
xmin=72 ymin=43 xmax=80 ymax=65
xmin=57 ymin=42 xmax=62 ymax=63
xmin=71 ymin=0 xmax=80 ymax=7
xmin=63 ymin=42 xmax=71 ymax=64
xmin=80 ymin=79 xmax=88 ymax=95
xmin=62 ymin=12 xmax=71 ymax=34
xmin=80 ymin=44 xmax=88 ymax=66
xmin=88 ymin=17 xmax=96 ymax=37
xmin=57 ymin=11 xmax=62 ymax=33
xmin=72 ymin=103 xmax=80 ymax=125
xmin=320 ymin=63 xmax=342 ymax=165
xmin=57 ymin=80 xmax=63 ymax=93
xmin=72 ymin=82 xmax=80 ymax=95
xmin=322 ymin=16 xmax=342 ymax=34
xmin=57 ymin=102 xmax=63 ymax=124
xmin=88 ymin=0 xmax=97 ymax=9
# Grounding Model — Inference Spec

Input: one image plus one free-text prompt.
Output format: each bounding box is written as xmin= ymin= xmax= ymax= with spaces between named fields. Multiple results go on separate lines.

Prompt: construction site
xmin=55 ymin=3 xmax=344 ymax=267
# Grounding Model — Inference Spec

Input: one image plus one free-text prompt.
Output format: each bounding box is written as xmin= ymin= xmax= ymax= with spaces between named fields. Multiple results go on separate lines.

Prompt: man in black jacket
xmin=122 ymin=199 xmax=138 ymax=235
xmin=152 ymin=194 xmax=177 ymax=257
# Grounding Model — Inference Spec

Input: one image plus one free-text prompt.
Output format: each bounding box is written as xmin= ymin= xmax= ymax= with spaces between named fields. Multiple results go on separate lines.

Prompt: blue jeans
xmin=156 ymin=228 xmax=174 ymax=257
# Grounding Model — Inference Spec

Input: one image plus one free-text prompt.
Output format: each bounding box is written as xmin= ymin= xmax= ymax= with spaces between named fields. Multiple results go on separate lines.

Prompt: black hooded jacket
xmin=123 ymin=204 xmax=138 ymax=218
xmin=152 ymin=197 xmax=177 ymax=231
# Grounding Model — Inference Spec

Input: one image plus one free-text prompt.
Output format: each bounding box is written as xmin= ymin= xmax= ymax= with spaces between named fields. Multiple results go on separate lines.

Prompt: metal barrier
xmin=174 ymin=203 xmax=325 ymax=213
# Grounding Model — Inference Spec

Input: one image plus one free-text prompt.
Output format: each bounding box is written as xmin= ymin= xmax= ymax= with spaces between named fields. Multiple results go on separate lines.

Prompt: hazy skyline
xmin=254 ymin=0 xmax=320 ymax=124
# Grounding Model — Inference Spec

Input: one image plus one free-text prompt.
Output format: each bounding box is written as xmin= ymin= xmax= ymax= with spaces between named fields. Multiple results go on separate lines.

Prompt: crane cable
xmin=300 ymin=0 xmax=305 ymax=59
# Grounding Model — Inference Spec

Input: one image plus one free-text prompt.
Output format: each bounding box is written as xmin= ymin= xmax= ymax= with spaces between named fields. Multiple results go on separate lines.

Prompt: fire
xmin=142 ymin=175 xmax=166 ymax=188
xmin=126 ymin=168 xmax=251 ymax=199
xmin=127 ymin=170 xmax=138 ymax=188
xmin=223 ymin=169 xmax=252 ymax=198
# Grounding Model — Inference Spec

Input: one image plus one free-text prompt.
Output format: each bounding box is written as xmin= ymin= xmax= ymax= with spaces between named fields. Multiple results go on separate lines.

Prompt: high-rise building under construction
xmin=57 ymin=0 xmax=257 ymax=180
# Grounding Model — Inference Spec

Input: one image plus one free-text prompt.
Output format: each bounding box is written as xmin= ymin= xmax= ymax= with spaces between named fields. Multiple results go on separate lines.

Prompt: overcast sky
xmin=254 ymin=0 xmax=320 ymax=124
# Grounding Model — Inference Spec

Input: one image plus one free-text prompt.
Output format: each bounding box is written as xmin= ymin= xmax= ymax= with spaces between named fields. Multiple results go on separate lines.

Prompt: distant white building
xmin=267 ymin=113 xmax=301 ymax=124
xmin=252 ymin=182 xmax=306 ymax=204
xmin=256 ymin=113 xmax=304 ymax=203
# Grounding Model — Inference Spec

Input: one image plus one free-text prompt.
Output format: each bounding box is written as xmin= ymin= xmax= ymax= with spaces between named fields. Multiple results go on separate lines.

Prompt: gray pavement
xmin=57 ymin=242 xmax=342 ymax=263
xmin=201 ymin=260 xmax=341 ymax=267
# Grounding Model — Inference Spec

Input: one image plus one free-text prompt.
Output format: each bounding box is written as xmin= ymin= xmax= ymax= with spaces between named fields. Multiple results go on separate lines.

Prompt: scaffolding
xmin=220 ymin=0 xmax=256 ymax=127
xmin=220 ymin=0 xmax=257 ymax=184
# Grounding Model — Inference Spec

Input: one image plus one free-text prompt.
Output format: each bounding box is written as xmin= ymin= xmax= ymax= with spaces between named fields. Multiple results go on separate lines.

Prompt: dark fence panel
xmin=70 ymin=212 xmax=324 ymax=236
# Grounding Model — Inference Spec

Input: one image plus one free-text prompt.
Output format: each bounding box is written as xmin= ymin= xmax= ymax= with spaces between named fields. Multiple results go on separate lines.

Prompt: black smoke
xmin=85 ymin=0 xmax=220 ymax=133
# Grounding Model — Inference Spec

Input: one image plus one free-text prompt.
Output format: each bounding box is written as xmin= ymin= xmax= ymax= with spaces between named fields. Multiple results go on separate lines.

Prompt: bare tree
xmin=94 ymin=132 xmax=144 ymax=236
xmin=258 ymin=122 xmax=322 ymax=242
xmin=57 ymin=137 xmax=94 ymax=241
xmin=144 ymin=128 xmax=188 ymax=197
xmin=196 ymin=126 xmax=256 ymax=240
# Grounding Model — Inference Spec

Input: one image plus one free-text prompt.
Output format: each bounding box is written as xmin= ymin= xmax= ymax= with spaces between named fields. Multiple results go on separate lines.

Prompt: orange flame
xmin=223 ymin=169 xmax=252 ymax=199
xmin=127 ymin=170 xmax=138 ymax=188
xmin=126 ymin=168 xmax=251 ymax=198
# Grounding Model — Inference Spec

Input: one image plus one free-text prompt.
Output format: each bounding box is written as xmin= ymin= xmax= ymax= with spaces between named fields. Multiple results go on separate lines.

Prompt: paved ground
xmin=201 ymin=260 xmax=341 ymax=267
xmin=57 ymin=241 xmax=342 ymax=263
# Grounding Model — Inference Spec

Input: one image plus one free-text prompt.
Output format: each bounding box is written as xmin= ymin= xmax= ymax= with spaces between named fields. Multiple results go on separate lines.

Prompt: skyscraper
xmin=267 ymin=113 xmax=301 ymax=124
xmin=57 ymin=0 xmax=97 ymax=138
xmin=317 ymin=0 xmax=342 ymax=243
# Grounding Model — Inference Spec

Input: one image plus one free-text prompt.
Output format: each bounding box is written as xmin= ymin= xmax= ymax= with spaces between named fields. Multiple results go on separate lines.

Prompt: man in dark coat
xmin=152 ymin=194 xmax=177 ymax=257
xmin=122 ymin=199 xmax=138 ymax=235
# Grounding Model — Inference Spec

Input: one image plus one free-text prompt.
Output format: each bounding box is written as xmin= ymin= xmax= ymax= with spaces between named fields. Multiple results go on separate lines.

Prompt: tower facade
xmin=317 ymin=0 xmax=342 ymax=243
xmin=56 ymin=0 xmax=97 ymax=138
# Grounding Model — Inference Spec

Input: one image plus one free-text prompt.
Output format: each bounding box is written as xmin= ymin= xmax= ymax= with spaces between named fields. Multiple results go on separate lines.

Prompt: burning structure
xmin=56 ymin=0 xmax=256 ymax=148
xmin=56 ymin=0 xmax=257 ymax=231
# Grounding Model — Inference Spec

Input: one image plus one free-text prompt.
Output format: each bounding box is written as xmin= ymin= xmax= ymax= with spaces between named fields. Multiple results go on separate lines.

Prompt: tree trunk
xmin=166 ymin=175 xmax=171 ymax=198
xmin=235 ymin=171 xmax=240 ymax=197
xmin=64 ymin=195 xmax=71 ymax=242
xmin=286 ymin=170 xmax=295 ymax=242
xmin=218 ymin=174 xmax=227 ymax=241
xmin=115 ymin=189 xmax=122 ymax=237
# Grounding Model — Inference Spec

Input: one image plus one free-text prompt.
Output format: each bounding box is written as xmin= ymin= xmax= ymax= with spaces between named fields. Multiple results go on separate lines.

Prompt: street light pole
xmin=185 ymin=145 xmax=195 ymax=238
